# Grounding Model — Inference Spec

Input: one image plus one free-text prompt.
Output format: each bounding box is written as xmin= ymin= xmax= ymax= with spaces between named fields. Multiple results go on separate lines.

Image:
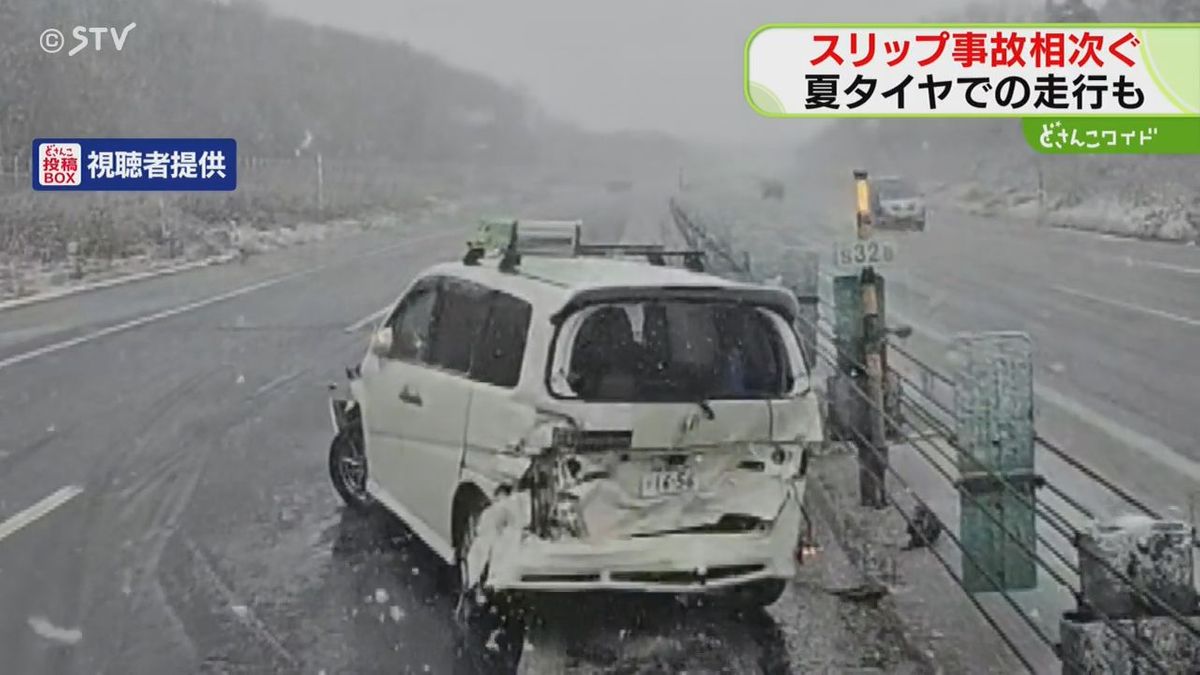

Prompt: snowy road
xmin=0 ymin=183 xmax=933 ymax=674
xmin=4 ymin=174 xmax=1191 ymax=673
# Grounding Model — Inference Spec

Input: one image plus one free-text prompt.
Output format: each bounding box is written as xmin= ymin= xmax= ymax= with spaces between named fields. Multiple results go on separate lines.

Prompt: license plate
xmin=640 ymin=468 xmax=696 ymax=498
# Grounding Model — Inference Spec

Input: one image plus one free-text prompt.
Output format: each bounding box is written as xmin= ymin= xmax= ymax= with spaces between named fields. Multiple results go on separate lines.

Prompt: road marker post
xmin=826 ymin=170 xmax=892 ymax=508
xmin=952 ymin=331 xmax=1040 ymax=593
xmin=856 ymin=170 xmax=890 ymax=509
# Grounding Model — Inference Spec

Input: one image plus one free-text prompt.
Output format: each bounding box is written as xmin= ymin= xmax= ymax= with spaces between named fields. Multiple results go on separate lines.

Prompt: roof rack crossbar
xmin=463 ymin=221 xmax=707 ymax=272
xmin=575 ymin=243 xmax=706 ymax=270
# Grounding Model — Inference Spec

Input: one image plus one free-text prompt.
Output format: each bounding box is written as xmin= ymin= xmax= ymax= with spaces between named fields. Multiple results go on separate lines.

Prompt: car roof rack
xmin=463 ymin=218 xmax=706 ymax=272
xmin=575 ymin=243 xmax=706 ymax=272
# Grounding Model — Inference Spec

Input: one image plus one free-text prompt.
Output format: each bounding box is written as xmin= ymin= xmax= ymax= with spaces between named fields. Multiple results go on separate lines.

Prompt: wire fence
xmin=668 ymin=198 xmax=1200 ymax=673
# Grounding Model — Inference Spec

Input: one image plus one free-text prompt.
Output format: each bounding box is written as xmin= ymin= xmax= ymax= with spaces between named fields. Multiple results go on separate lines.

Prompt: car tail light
xmin=521 ymin=416 xmax=595 ymax=540
xmin=527 ymin=452 xmax=592 ymax=540
xmin=550 ymin=493 xmax=588 ymax=539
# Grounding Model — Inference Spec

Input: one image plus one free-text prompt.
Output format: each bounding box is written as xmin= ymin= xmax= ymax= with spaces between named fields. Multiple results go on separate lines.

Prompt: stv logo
xmin=39 ymin=143 xmax=82 ymax=187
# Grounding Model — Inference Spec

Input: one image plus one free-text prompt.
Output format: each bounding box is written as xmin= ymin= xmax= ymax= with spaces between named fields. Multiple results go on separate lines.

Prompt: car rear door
xmin=463 ymin=289 xmax=537 ymax=481
xmin=396 ymin=276 xmax=489 ymax=547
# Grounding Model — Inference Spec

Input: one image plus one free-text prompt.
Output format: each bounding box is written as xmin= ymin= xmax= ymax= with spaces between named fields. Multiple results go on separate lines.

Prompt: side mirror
xmin=370 ymin=326 xmax=394 ymax=357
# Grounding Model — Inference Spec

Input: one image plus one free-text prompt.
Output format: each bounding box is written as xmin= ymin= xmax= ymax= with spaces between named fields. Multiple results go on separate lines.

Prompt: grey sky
xmin=263 ymin=0 xmax=1024 ymax=145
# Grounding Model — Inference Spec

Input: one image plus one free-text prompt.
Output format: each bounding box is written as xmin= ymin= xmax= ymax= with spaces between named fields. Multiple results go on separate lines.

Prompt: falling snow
xmin=27 ymin=617 xmax=83 ymax=645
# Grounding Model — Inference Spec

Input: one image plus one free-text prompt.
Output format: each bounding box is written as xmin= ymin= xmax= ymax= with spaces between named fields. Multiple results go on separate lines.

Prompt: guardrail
xmin=667 ymin=193 xmax=1200 ymax=674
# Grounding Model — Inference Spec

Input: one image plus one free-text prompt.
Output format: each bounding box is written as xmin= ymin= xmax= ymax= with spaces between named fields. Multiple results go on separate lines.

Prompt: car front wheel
xmin=329 ymin=424 xmax=373 ymax=511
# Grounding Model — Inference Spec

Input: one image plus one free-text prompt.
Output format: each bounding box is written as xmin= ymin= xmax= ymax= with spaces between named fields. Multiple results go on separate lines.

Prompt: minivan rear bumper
xmin=877 ymin=212 xmax=925 ymax=229
xmin=487 ymin=490 xmax=803 ymax=593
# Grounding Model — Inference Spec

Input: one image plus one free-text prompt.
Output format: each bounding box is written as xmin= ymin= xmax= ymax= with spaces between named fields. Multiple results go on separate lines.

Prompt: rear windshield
xmin=875 ymin=179 xmax=917 ymax=199
xmin=551 ymin=300 xmax=794 ymax=402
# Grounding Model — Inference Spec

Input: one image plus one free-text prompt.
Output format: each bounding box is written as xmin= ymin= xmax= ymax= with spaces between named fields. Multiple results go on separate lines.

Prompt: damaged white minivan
xmin=328 ymin=219 xmax=822 ymax=626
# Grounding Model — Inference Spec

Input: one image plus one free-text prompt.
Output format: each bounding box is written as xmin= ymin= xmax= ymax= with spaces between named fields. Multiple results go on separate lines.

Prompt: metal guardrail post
xmin=315 ymin=153 xmax=325 ymax=214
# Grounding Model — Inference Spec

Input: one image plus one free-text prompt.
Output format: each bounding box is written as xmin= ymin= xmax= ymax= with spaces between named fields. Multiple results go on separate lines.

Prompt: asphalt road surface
xmin=0 ymin=184 xmax=930 ymax=675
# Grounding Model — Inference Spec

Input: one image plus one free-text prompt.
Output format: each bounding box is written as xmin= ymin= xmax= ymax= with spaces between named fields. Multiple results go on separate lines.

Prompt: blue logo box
xmin=32 ymin=138 xmax=237 ymax=191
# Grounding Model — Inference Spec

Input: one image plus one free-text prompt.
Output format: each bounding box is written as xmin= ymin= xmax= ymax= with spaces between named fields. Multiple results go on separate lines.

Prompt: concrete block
xmin=1060 ymin=612 xmax=1200 ymax=675
xmin=1077 ymin=517 xmax=1197 ymax=618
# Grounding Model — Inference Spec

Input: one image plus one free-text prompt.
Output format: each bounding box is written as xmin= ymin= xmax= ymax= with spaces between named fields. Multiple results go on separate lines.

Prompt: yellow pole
xmin=853 ymin=169 xmax=888 ymax=508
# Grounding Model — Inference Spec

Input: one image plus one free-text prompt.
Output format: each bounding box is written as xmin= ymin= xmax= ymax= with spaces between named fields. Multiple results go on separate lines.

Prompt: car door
xmin=396 ymin=276 xmax=489 ymax=548
xmin=359 ymin=277 xmax=440 ymax=533
xmin=464 ymin=289 xmax=537 ymax=479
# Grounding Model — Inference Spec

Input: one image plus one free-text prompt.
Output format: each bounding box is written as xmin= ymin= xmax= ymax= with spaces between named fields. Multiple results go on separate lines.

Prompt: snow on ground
xmin=0 ymin=201 xmax=456 ymax=305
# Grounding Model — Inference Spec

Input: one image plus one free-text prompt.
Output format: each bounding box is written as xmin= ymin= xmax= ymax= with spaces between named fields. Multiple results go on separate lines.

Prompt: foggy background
xmin=263 ymin=0 xmax=1042 ymax=148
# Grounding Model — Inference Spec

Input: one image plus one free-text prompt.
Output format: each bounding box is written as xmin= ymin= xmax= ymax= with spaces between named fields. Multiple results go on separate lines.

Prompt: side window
xmin=429 ymin=279 xmax=491 ymax=374
xmin=386 ymin=281 xmax=438 ymax=362
xmin=470 ymin=291 xmax=532 ymax=388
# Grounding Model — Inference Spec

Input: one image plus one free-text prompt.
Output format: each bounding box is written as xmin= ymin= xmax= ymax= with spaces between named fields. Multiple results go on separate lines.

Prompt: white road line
xmin=0 ymin=275 xmax=292 ymax=372
xmin=0 ymin=485 xmax=84 ymax=543
xmin=343 ymin=305 xmax=391 ymax=333
xmin=254 ymin=368 xmax=306 ymax=397
xmin=1052 ymin=285 xmax=1200 ymax=329
xmin=0 ymin=253 xmax=237 ymax=314
xmin=1034 ymin=384 xmax=1200 ymax=484
xmin=0 ymin=230 xmax=462 ymax=373
xmin=1138 ymin=259 xmax=1200 ymax=276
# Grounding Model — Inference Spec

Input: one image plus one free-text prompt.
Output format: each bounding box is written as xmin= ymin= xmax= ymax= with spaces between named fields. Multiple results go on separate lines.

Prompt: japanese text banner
xmin=746 ymin=24 xmax=1200 ymax=117
xmin=32 ymin=138 xmax=237 ymax=191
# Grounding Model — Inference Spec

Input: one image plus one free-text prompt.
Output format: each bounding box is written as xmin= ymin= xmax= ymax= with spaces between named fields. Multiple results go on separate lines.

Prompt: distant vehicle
xmin=760 ymin=179 xmax=785 ymax=200
xmin=604 ymin=179 xmax=633 ymax=193
xmin=328 ymin=218 xmax=820 ymax=636
xmin=870 ymin=175 xmax=926 ymax=231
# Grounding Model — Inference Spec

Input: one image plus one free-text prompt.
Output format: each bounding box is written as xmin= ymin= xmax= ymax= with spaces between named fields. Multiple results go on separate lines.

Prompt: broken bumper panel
xmin=488 ymin=493 xmax=803 ymax=593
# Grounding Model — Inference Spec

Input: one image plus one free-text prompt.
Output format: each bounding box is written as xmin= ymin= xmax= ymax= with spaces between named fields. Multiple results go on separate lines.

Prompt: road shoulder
xmin=807 ymin=442 xmax=1036 ymax=674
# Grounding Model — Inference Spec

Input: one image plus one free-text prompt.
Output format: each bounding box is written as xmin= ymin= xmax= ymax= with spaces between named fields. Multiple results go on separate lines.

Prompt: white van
xmin=327 ymin=219 xmax=822 ymax=627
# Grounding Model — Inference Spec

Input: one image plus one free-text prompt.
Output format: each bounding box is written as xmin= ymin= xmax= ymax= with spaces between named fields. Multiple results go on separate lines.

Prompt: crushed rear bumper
xmin=486 ymin=490 xmax=803 ymax=593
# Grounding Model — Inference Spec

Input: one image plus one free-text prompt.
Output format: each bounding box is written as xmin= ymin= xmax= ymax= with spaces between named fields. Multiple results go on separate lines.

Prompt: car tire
xmin=726 ymin=578 xmax=788 ymax=609
xmin=329 ymin=423 xmax=374 ymax=512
